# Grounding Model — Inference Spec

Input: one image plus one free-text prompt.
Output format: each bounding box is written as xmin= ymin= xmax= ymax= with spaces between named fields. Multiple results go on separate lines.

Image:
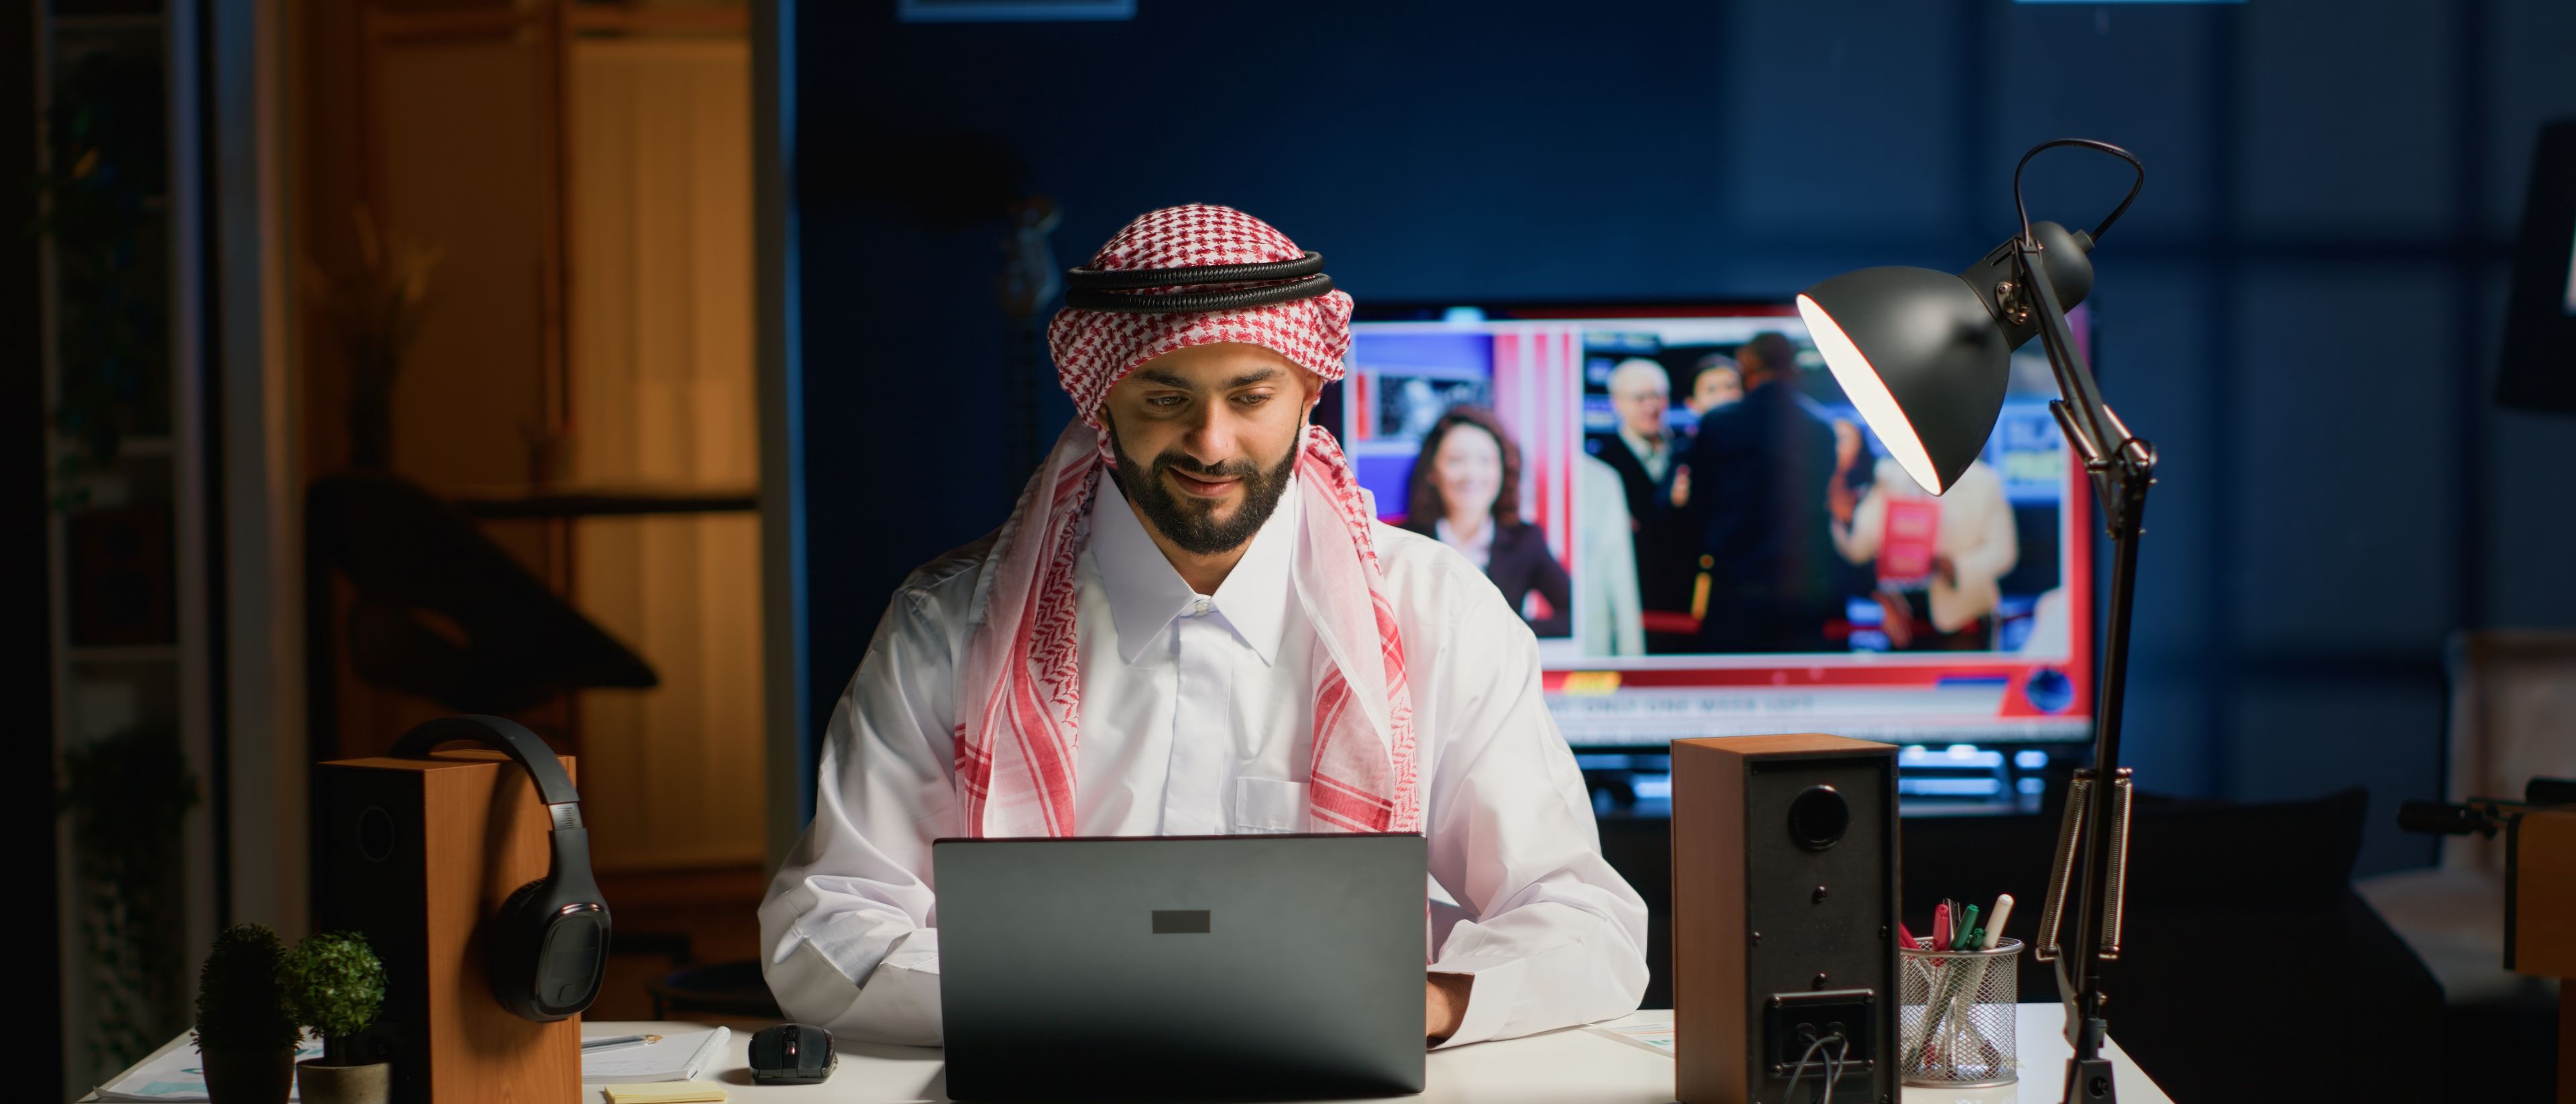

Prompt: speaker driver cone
xmin=1787 ymin=784 xmax=1851 ymax=850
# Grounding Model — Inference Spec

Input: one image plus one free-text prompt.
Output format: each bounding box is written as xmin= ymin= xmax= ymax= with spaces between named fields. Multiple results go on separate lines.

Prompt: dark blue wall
xmin=794 ymin=0 xmax=2576 ymax=877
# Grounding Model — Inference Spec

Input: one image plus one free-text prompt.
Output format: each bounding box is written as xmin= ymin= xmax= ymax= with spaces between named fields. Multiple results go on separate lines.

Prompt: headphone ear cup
xmin=488 ymin=879 xmax=551 ymax=1019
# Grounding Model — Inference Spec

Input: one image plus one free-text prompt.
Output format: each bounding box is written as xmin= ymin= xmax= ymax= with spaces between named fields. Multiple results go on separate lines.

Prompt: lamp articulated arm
xmin=2019 ymin=233 xmax=2153 ymax=1101
xmin=2012 ymin=237 xmax=2157 ymax=533
xmin=2004 ymin=142 xmax=2156 ymax=1104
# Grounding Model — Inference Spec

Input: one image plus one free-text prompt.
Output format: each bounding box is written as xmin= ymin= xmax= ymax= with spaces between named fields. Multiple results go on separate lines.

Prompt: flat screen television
xmin=1324 ymin=300 xmax=2098 ymax=750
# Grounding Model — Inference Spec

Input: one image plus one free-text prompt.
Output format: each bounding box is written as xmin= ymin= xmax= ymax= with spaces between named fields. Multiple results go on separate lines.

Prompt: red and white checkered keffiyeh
xmin=953 ymin=204 xmax=1419 ymax=838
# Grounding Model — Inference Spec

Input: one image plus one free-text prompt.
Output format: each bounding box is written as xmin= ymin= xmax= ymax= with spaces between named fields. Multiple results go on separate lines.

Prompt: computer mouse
xmin=747 ymin=1023 xmax=837 ymax=1085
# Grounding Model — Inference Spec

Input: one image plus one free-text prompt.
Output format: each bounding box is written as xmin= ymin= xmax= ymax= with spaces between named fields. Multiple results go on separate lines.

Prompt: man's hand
xmin=1827 ymin=474 xmax=1858 ymax=527
xmin=1832 ymin=419 xmax=1863 ymax=470
xmin=1668 ymin=464 xmax=1692 ymax=508
xmin=1425 ymin=972 xmax=1474 ymax=1044
xmin=1872 ymin=590 xmax=1915 ymax=649
xmin=1827 ymin=421 xmax=1862 ymax=525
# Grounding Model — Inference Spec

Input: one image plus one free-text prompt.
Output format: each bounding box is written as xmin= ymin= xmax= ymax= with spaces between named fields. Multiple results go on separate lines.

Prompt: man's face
xmin=1611 ymin=377 xmax=1668 ymax=439
xmin=1735 ymin=344 xmax=1774 ymax=385
xmin=1688 ymin=366 xmax=1742 ymax=415
xmin=1100 ymin=343 xmax=1314 ymax=557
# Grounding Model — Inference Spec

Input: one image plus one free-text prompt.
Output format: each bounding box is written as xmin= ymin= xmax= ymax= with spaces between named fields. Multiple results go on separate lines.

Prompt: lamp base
xmin=2063 ymin=1056 xmax=2118 ymax=1102
xmin=2061 ymin=1015 xmax=2119 ymax=1103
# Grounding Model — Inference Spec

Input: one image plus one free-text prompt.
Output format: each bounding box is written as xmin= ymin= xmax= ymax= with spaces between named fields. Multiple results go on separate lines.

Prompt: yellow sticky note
xmin=600 ymin=1083 xmax=726 ymax=1104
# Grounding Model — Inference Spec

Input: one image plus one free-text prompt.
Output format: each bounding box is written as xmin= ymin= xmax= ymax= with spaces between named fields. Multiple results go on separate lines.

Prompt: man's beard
xmin=1106 ymin=422 xmax=1301 ymax=557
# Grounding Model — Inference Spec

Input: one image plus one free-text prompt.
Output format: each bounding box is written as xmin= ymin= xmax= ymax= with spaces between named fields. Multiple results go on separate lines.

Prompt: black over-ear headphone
xmin=392 ymin=714 xmax=610 ymax=1022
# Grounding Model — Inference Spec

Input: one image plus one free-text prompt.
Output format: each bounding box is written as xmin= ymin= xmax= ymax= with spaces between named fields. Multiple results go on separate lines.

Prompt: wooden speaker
xmin=1673 ymin=734 xmax=1897 ymax=1104
xmin=315 ymin=751 xmax=583 ymax=1103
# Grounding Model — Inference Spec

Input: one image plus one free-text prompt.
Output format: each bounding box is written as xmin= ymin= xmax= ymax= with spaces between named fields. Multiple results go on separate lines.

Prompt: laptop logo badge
xmin=1151 ymin=909 xmax=1211 ymax=934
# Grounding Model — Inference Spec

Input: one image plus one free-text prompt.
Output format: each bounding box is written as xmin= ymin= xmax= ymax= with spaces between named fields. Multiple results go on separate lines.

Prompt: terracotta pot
xmin=296 ymin=1058 xmax=391 ymax=1104
xmin=199 ymin=1046 xmax=294 ymax=1104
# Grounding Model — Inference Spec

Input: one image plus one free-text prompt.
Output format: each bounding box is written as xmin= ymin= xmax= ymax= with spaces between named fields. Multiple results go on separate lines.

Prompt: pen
xmin=1980 ymin=894 xmax=2015 ymax=950
xmin=1897 ymin=920 xmax=1917 ymax=950
xmin=584 ymin=1034 xmax=660 ymax=1054
xmin=1931 ymin=903 xmax=1951 ymax=952
xmin=1952 ymin=904 xmax=1981 ymax=950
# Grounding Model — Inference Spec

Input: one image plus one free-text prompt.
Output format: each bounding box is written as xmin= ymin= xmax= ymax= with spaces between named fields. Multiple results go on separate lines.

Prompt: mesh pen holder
xmin=1898 ymin=937 xmax=2021 ymax=1088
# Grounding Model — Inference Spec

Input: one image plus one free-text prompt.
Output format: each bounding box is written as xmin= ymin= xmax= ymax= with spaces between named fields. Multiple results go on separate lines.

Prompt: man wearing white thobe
xmin=759 ymin=205 xmax=1648 ymax=1050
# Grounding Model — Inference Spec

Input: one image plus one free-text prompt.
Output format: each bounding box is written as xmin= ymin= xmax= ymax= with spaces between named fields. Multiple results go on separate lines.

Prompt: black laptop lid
xmin=934 ymin=833 xmax=1428 ymax=1101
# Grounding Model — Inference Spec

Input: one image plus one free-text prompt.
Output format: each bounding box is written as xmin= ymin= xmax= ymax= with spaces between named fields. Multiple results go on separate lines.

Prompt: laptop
xmin=934 ymin=833 xmax=1428 ymax=1101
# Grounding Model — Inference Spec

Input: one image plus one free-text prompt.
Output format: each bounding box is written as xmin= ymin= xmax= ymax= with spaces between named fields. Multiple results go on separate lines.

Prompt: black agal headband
xmin=1062 ymin=251 xmax=1336 ymax=315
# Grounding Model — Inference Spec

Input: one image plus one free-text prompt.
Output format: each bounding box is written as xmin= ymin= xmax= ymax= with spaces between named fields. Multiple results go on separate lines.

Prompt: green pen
xmin=1952 ymin=904 xmax=1981 ymax=949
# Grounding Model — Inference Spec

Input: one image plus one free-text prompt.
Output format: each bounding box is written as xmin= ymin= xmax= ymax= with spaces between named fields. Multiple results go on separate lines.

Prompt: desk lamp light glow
xmin=1798 ymin=137 xmax=2153 ymax=1104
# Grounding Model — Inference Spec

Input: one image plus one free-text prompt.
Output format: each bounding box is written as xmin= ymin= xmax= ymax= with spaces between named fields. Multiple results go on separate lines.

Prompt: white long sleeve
xmin=1416 ymin=573 xmax=1651 ymax=1046
xmin=758 ymin=514 xmax=1649 ymax=1047
xmin=755 ymin=539 xmax=977 ymax=1045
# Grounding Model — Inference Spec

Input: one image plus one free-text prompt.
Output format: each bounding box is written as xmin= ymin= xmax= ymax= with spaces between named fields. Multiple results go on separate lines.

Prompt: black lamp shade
xmin=1795 ymin=266 xmax=2010 ymax=496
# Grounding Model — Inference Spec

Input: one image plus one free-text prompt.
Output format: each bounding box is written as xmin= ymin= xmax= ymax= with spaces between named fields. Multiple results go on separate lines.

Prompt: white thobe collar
xmin=1090 ymin=472 xmax=1298 ymax=667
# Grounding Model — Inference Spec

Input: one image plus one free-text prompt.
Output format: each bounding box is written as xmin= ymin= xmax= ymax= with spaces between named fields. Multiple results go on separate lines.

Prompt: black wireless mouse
xmin=748 ymin=1023 xmax=837 ymax=1085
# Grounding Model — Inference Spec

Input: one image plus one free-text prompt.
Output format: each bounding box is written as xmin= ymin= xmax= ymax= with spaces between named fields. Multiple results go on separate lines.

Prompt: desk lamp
xmin=1796 ymin=137 xmax=2151 ymax=1104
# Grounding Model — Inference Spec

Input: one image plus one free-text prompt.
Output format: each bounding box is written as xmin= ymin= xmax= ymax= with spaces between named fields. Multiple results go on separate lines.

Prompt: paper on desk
xmin=1584 ymin=1020 xmax=1675 ymax=1056
xmin=600 ymin=1083 xmax=727 ymax=1104
xmin=583 ymin=1028 xmax=729 ymax=1084
xmin=94 ymin=1034 xmax=325 ymax=1102
xmin=97 ymin=1028 xmax=724 ymax=1100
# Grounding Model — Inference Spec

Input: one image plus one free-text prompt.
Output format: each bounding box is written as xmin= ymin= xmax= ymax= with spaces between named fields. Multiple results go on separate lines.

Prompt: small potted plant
xmin=195 ymin=924 xmax=301 ymax=1104
xmin=284 ymin=931 xmax=390 ymax=1104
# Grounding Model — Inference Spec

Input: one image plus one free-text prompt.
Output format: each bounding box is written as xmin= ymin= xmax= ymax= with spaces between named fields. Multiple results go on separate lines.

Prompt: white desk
xmin=579 ymin=1007 xmax=2168 ymax=1104
xmin=93 ymin=1007 xmax=2169 ymax=1103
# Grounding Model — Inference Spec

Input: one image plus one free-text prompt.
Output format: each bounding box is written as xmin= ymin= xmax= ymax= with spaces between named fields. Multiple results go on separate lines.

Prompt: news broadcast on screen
xmin=1329 ymin=303 xmax=2098 ymax=749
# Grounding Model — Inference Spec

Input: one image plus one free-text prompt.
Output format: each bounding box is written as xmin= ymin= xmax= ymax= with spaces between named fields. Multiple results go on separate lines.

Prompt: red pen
xmin=1931 ymin=902 xmax=1951 ymax=951
xmin=1898 ymin=920 xmax=1918 ymax=950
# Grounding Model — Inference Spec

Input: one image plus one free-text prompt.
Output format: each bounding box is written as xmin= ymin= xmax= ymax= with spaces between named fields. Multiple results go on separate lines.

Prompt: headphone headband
xmin=390 ymin=715 xmax=582 ymax=810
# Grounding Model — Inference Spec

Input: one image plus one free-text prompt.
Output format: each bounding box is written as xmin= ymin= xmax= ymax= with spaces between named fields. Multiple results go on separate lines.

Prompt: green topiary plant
xmin=283 ymin=932 xmax=386 ymax=1065
xmin=194 ymin=924 xmax=301 ymax=1104
xmin=195 ymin=924 xmax=299 ymax=1053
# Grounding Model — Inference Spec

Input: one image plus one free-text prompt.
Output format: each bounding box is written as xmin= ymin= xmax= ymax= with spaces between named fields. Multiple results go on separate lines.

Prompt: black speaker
xmin=1674 ymin=734 xmax=1898 ymax=1103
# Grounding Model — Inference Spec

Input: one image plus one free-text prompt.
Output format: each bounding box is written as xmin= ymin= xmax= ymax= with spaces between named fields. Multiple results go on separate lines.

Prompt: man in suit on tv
xmin=1590 ymin=358 xmax=1697 ymax=618
xmin=1671 ymin=331 xmax=1843 ymax=653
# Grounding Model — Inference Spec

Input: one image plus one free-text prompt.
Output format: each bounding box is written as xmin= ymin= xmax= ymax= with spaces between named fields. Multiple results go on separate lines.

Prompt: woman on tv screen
xmin=1403 ymin=406 xmax=1573 ymax=639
